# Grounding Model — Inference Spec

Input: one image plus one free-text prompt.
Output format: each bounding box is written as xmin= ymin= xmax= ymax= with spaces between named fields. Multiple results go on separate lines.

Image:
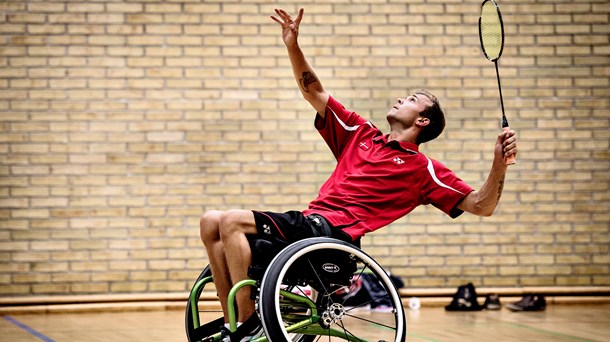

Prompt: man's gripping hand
xmin=495 ymin=129 xmax=518 ymax=167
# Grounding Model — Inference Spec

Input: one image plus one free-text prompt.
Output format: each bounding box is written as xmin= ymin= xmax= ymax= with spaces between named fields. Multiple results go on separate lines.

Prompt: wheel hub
xmin=320 ymin=302 xmax=346 ymax=328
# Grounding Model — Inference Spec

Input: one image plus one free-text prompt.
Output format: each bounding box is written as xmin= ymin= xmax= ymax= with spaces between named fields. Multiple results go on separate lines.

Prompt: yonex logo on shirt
xmin=393 ymin=157 xmax=404 ymax=165
xmin=359 ymin=141 xmax=370 ymax=151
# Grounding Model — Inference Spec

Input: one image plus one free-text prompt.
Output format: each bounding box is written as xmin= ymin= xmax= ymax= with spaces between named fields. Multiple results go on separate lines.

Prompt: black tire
xmin=258 ymin=237 xmax=406 ymax=342
xmin=185 ymin=266 xmax=223 ymax=342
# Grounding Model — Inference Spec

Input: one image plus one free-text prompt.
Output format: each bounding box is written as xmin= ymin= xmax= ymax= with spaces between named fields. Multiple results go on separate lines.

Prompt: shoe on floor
xmin=506 ymin=294 xmax=546 ymax=311
xmin=445 ymin=283 xmax=483 ymax=311
xmin=220 ymin=326 xmax=231 ymax=342
xmin=227 ymin=313 xmax=265 ymax=342
xmin=484 ymin=294 xmax=501 ymax=310
xmin=241 ymin=325 xmax=264 ymax=342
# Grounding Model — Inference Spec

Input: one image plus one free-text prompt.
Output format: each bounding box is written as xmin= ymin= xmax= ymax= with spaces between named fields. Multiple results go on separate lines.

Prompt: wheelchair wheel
xmin=185 ymin=265 xmax=224 ymax=342
xmin=259 ymin=237 xmax=406 ymax=342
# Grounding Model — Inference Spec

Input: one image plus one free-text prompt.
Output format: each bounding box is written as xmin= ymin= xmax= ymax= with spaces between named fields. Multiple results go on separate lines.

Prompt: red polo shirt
xmin=302 ymin=96 xmax=474 ymax=240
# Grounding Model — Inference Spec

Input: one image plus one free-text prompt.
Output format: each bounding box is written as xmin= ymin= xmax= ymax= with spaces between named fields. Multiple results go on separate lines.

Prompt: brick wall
xmin=1 ymin=0 xmax=608 ymax=296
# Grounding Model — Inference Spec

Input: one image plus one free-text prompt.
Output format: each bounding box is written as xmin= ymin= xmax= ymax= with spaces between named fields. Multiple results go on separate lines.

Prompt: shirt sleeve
xmin=314 ymin=95 xmax=369 ymax=160
xmin=422 ymin=158 xmax=474 ymax=218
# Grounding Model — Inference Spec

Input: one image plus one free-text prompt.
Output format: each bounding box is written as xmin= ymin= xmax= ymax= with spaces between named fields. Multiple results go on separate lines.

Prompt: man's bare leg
xmin=200 ymin=210 xmax=232 ymax=322
xmin=218 ymin=209 xmax=257 ymax=322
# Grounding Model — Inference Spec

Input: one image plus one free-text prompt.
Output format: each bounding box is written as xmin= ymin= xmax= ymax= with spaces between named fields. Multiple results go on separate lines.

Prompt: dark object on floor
xmin=506 ymin=294 xmax=546 ymax=311
xmin=484 ymin=293 xmax=501 ymax=310
xmin=445 ymin=283 xmax=483 ymax=311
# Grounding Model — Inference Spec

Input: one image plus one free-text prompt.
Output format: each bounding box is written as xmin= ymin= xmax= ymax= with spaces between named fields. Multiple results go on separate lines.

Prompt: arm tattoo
xmin=299 ymin=71 xmax=318 ymax=93
xmin=496 ymin=177 xmax=505 ymax=202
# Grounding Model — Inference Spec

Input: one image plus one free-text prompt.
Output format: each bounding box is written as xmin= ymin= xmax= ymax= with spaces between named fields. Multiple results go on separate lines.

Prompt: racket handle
xmin=502 ymin=126 xmax=516 ymax=165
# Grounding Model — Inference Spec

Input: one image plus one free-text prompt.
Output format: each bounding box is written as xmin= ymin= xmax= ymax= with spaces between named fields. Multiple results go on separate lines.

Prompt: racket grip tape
xmin=502 ymin=126 xmax=516 ymax=165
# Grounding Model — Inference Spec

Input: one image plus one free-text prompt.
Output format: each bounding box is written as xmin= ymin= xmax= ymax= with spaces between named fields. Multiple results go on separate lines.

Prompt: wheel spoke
xmin=343 ymin=312 xmax=397 ymax=331
xmin=336 ymin=320 xmax=366 ymax=342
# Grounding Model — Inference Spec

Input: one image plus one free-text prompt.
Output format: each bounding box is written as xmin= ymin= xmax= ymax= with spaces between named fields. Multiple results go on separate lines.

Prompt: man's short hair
xmin=415 ymin=89 xmax=446 ymax=145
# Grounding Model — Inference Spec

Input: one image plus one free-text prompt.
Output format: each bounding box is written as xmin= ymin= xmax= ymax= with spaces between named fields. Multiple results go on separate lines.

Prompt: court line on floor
xmin=503 ymin=322 xmax=597 ymax=342
xmin=359 ymin=314 xmax=439 ymax=341
xmin=3 ymin=315 xmax=55 ymax=342
xmin=407 ymin=332 xmax=441 ymax=342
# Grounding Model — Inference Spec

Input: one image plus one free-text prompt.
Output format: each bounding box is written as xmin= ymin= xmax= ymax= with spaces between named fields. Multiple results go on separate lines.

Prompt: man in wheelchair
xmin=199 ymin=8 xmax=518 ymax=342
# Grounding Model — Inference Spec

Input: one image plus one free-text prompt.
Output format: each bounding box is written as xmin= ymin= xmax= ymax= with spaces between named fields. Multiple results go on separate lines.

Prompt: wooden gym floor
xmin=1 ymin=304 xmax=609 ymax=342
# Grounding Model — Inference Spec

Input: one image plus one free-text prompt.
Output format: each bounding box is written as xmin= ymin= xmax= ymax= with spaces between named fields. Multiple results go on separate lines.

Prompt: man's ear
xmin=416 ymin=117 xmax=430 ymax=127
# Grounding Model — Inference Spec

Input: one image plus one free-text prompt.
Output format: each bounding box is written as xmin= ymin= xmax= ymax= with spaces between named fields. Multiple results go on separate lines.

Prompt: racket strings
xmin=479 ymin=2 xmax=503 ymax=60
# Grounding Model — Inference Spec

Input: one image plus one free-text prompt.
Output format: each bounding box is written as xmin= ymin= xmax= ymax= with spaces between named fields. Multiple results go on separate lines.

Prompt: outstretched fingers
xmin=294 ymin=8 xmax=304 ymax=25
xmin=270 ymin=8 xmax=288 ymax=25
xmin=270 ymin=8 xmax=303 ymax=26
xmin=270 ymin=14 xmax=282 ymax=25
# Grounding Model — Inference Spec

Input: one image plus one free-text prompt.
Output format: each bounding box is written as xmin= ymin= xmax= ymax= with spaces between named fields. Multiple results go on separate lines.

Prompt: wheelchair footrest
xmin=191 ymin=316 xmax=224 ymax=341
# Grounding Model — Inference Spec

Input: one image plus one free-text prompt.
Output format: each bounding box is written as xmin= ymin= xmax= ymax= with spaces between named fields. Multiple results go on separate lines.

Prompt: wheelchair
xmin=185 ymin=237 xmax=406 ymax=341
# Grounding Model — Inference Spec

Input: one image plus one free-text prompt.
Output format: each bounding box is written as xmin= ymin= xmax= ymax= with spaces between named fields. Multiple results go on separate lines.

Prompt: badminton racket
xmin=479 ymin=0 xmax=515 ymax=165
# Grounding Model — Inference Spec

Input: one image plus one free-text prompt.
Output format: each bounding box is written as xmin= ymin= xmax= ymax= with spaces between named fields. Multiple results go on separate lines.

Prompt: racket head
xmin=479 ymin=0 xmax=504 ymax=62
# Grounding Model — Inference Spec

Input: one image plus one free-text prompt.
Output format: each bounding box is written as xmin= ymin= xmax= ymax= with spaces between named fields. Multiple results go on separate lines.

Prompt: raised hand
xmin=270 ymin=8 xmax=304 ymax=47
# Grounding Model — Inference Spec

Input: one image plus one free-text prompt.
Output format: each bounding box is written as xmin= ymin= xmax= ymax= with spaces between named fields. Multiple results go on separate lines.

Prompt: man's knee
xmin=219 ymin=209 xmax=254 ymax=241
xmin=200 ymin=210 xmax=223 ymax=244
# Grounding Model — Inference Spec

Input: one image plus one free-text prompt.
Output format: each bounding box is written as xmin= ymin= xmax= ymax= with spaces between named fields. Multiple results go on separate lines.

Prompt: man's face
xmin=386 ymin=93 xmax=433 ymax=127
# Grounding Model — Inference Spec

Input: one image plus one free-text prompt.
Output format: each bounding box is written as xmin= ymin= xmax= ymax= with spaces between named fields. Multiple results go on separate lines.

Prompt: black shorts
xmin=251 ymin=210 xmax=356 ymax=246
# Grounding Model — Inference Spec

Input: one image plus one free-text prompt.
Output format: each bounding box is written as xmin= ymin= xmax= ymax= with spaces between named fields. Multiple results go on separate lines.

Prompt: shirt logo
xmin=358 ymin=141 xmax=370 ymax=151
xmin=393 ymin=157 xmax=404 ymax=165
xmin=263 ymin=224 xmax=271 ymax=235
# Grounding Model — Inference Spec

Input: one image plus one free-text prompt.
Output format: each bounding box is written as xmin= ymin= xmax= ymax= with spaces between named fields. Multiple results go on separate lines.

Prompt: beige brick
xmin=149 ymin=281 xmax=185 ymax=292
xmin=149 ymin=260 xmax=185 ymax=271
xmin=65 ymin=2 xmax=101 ymax=12
xmin=31 ymin=284 xmax=70 ymax=294
xmin=13 ymin=274 xmax=51 ymax=284
xmin=110 ymin=282 xmax=147 ymax=292
xmin=66 ymin=24 xmax=103 ymax=34
xmin=51 ymin=250 xmax=89 ymax=261
xmin=92 ymin=272 xmax=128 ymax=282
xmin=106 ymin=3 xmax=142 ymax=13
xmin=71 ymin=283 xmax=109 ymax=293
xmin=87 ymin=14 xmax=124 ymax=24
xmin=145 ymin=24 xmax=181 ymax=35
xmin=109 ymin=260 xmax=146 ymax=271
